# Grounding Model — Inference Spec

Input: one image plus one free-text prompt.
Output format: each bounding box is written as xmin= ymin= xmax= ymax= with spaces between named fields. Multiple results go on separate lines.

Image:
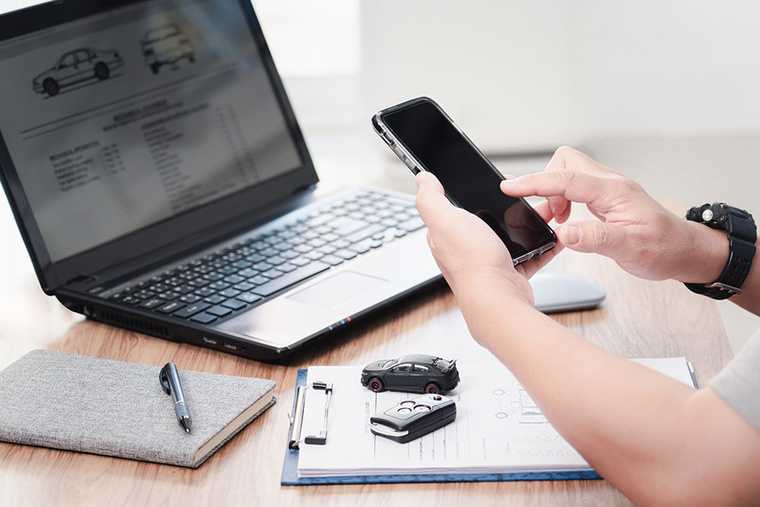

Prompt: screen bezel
xmin=0 ymin=0 xmax=319 ymax=293
xmin=376 ymin=96 xmax=556 ymax=263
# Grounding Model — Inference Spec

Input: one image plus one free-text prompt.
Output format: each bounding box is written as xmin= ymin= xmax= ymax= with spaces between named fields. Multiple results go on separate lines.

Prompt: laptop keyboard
xmin=101 ymin=190 xmax=424 ymax=325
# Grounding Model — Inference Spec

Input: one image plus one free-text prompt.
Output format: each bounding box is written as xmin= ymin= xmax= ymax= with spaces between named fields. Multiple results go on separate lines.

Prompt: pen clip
xmin=159 ymin=364 xmax=172 ymax=395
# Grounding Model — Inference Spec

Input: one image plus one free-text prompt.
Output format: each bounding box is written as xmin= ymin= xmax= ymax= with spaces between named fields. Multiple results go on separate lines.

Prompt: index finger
xmin=500 ymin=170 xmax=610 ymax=205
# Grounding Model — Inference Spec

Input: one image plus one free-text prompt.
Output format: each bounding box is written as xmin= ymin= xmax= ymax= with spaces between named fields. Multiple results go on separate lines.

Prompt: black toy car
xmin=360 ymin=354 xmax=459 ymax=394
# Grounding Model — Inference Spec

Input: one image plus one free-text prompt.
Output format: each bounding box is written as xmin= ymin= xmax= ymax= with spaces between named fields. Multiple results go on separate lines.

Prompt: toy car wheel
xmin=368 ymin=377 xmax=384 ymax=392
xmin=43 ymin=78 xmax=59 ymax=97
xmin=424 ymin=382 xmax=440 ymax=394
xmin=94 ymin=62 xmax=110 ymax=80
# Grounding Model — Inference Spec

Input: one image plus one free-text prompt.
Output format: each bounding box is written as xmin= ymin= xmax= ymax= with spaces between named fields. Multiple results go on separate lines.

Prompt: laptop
xmin=0 ymin=0 xmax=441 ymax=361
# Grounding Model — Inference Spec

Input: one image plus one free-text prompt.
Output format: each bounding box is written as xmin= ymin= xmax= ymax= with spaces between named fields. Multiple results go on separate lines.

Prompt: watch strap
xmin=684 ymin=203 xmax=756 ymax=300
xmin=685 ymin=236 xmax=755 ymax=299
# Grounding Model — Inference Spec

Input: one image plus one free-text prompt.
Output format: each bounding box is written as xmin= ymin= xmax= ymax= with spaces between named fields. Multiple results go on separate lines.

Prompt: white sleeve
xmin=710 ymin=331 xmax=760 ymax=429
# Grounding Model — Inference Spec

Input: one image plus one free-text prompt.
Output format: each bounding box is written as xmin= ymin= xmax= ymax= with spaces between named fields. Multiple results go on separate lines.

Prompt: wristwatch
xmin=684 ymin=203 xmax=756 ymax=299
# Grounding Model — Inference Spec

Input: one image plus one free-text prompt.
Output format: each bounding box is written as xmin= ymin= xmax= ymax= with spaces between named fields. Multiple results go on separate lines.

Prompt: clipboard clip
xmin=287 ymin=385 xmax=306 ymax=449
xmin=287 ymin=381 xmax=334 ymax=449
xmin=304 ymin=381 xmax=333 ymax=445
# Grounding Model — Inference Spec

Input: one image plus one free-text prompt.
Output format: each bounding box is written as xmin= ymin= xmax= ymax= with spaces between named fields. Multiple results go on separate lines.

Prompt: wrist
xmin=676 ymin=221 xmax=729 ymax=283
xmin=450 ymin=269 xmax=536 ymax=349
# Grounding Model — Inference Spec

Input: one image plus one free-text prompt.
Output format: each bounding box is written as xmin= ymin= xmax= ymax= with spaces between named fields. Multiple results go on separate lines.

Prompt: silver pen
xmin=159 ymin=362 xmax=192 ymax=433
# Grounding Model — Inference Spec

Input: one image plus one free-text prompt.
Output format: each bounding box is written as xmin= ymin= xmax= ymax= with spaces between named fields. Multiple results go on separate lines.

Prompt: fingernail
xmin=561 ymin=225 xmax=580 ymax=245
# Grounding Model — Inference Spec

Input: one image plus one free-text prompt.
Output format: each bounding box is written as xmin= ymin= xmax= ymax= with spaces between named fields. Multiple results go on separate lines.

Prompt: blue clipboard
xmin=281 ymin=369 xmax=601 ymax=486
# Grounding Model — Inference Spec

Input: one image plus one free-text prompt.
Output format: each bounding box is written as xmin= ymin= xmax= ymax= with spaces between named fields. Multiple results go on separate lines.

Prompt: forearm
xmin=453 ymin=277 xmax=760 ymax=505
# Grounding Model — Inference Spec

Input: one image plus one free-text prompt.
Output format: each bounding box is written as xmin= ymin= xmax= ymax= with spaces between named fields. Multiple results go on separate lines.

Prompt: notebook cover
xmin=0 ymin=350 xmax=276 ymax=468
xmin=281 ymin=369 xmax=600 ymax=485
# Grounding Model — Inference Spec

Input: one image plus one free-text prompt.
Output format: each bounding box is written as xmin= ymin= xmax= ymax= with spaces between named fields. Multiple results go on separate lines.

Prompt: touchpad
xmin=288 ymin=271 xmax=389 ymax=308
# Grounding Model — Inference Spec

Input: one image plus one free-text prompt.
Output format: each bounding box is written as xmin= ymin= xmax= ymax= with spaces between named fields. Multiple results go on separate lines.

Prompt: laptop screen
xmin=0 ymin=0 xmax=302 ymax=263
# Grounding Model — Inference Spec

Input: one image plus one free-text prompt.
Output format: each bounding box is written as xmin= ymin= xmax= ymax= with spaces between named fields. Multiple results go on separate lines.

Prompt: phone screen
xmin=380 ymin=99 xmax=555 ymax=261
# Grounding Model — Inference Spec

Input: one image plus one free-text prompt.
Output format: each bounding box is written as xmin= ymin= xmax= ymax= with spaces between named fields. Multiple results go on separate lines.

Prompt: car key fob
xmin=370 ymin=394 xmax=456 ymax=443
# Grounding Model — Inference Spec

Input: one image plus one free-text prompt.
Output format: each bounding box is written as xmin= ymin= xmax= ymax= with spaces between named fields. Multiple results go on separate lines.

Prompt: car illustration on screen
xmin=141 ymin=24 xmax=195 ymax=74
xmin=32 ymin=48 xmax=124 ymax=97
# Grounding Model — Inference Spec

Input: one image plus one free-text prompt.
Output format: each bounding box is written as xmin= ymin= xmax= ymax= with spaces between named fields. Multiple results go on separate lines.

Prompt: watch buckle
xmin=705 ymin=282 xmax=742 ymax=295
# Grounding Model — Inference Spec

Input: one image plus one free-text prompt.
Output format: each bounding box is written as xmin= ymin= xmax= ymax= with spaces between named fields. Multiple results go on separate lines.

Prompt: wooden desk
xmin=0 ymin=204 xmax=732 ymax=507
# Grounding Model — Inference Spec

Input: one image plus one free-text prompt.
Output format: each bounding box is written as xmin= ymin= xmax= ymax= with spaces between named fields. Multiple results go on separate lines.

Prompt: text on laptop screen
xmin=0 ymin=0 xmax=302 ymax=262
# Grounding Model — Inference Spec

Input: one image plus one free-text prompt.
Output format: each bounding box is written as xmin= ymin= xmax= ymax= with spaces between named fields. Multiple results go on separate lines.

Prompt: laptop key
xmin=221 ymin=299 xmax=247 ymax=311
xmin=219 ymin=288 xmax=241 ymax=298
xmin=399 ymin=216 xmax=425 ymax=232
xmin=207 ymin=305 xmax=233 ymax=317
xmin=250 ymin=275 xmax=270 ymax=285
xmin=335 ymin=249 xmax=357 ymax=260
xmin=224 ymin=275 xmax=245 ymax=284
xmin=245 ymin=253 xmax=265 ymax=263
xmin=238 ymin=268 xmax=259 ymax=278
xmin=320 ymin=255 xmax=344 ymax=266
xmin=291 ymin=257 xmax=310 ymax=267
xmin=350 ymin=239 xmax=373 ymax=254
xmin=251 ymin=262 xmax=329 ymax=297
xmin=235 ymin=282 xmax=255 ymax=291
xmin=179 ymin=294 xmax=202 ymax=304
xmin=158 ymin=301 xmax=185 ymax=314
xmin=188 ymin=278 xmax=210 ymax=288
xmin=122 ymin=296 xmax=140 ymax=305
xmin=190 ymin=312 xmax=217 ymax=324
xmin=346 ymin=224 xmax=385 ymax=244
xmin=318 ymin=245 xmax=337 ymax=255
xmin=278 ymin=263 xmax=297 ymax=273
xmin=195 ymin=287 xmax=215 ymax=297
xmin=204 ymin=294 xmax=225 ymax=305
xmin=237 ymin=292 xmax=262 ymax=304
xmin=174 ymin=303 xmax=211 ymax=319
xmin=262 ymin=269 xmax=284 ymax=279
xmin=140 ymin=298 xmax=164 ymax=309
xmin=268 ymin=255 xmax=286 ymax=266
xmin=133 ymin=290 xmax=155 ymax=300
xmin=209 ymin=281 xmax=230 ymax=291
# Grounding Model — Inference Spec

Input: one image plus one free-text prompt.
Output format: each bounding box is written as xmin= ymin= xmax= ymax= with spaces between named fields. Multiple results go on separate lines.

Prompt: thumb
xmin=415 ymin=170 xmax=445 ymax=194
xmin=557 ymin=220 xmax=625 ymax=256
xmin=415 ymin=171 xmax=454 ymax=228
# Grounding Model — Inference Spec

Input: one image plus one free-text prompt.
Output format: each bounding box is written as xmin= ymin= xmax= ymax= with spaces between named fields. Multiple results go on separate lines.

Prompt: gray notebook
xmin=0 ymin=350 xmax=276 ymax=468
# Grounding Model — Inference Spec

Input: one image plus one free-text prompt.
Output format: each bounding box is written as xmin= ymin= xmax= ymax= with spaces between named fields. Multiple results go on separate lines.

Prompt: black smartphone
xmin=372 ymin=97 xmax=556 ymax=265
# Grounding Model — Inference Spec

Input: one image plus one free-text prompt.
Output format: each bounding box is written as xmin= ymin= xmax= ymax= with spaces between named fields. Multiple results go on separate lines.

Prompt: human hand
xmin=501 ymin=146 xmax=728 ymax=282
xmin=415 ymin=171 xmax=563 ymax=308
